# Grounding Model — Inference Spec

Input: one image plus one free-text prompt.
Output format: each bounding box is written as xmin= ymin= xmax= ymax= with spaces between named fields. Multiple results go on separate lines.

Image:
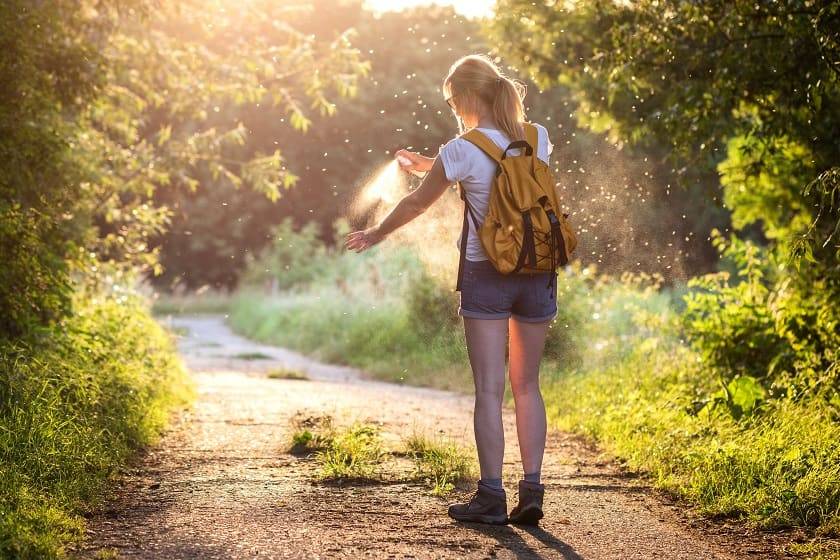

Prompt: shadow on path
xmin=458 ymin=521 xmax=585 ymax=560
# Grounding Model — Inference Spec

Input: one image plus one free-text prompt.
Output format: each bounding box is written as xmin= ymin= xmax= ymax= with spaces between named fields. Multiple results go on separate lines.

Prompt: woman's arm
xmin=345 ymin=156 xmax=452 ymax=253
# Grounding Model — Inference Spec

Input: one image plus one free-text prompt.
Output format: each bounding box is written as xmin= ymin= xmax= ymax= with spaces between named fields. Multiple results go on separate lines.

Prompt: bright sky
xmin=363 ymin=0 xmax=495 ymax=19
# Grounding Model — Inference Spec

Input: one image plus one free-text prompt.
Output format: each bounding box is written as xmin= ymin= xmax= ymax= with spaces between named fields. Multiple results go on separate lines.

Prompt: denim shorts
xmin=458 ymin=259 xmax=558 ymax=322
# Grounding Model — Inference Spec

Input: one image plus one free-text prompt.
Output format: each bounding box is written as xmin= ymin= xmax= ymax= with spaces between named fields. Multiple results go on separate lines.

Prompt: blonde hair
xmin=443 ymin=54 xmax=526 ymax=141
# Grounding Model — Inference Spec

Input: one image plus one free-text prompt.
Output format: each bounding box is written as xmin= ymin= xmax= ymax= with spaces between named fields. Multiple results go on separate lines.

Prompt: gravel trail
xmin=81 ymin=315 xmax=784 ymax=559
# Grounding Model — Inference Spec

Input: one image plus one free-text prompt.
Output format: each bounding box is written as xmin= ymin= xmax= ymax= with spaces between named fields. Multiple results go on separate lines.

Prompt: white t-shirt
xmin=438 ymin=123 xmax=553 ymax=261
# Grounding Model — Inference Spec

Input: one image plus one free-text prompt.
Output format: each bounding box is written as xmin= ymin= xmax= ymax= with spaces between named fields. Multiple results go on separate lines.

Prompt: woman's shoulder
xmin=439 ymin=134 xmax=483 ymax=159
xmin=440 ymin=136 xmax=472 ymax=156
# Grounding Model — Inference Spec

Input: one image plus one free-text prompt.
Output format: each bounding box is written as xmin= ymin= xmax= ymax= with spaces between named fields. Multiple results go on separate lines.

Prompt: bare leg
xmin=463 ymin=317 xmax=508 ymax=481
xmin=508 ymin=318 xmax=550 ymax=476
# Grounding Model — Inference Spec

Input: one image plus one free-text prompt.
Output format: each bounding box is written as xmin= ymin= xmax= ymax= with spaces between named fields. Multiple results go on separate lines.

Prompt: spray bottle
xmin=396 ymin=154 xmax=427 ymax=179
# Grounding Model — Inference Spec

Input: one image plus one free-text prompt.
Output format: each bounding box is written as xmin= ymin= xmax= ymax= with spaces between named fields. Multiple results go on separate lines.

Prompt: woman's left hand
xmin=345 ymin=226 xmax=385 ymax=253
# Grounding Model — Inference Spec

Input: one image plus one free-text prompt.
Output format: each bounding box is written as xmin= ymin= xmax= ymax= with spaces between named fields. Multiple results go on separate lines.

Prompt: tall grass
xmin=547 ymin=339 xmax=840 ymax=533
xmin=0 ymin=292 xmax=192 ymax=559
xmin=405 ymin=432 xmax=475 ymax=495
xmin=230 ymin=225 xmax=470 ymax=390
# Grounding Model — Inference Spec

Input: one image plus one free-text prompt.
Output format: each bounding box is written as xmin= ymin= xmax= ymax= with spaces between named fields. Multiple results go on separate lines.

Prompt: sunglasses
xmin=445 ymin=94 xmax=457 ymax=110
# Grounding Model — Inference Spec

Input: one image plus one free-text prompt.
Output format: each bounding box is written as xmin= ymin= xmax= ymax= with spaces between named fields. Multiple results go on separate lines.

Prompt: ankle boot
xmin=447 ymin=481 xmax=508 ymax=525
xmin=508 ymin=479 xmax=544 ymax=525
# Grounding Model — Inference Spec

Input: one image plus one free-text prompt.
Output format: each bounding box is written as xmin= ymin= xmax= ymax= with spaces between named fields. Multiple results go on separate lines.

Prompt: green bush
xmin=231 ymin=221 xmax=470 ymax=389
xmin=683 ymin=231 xmax=840 ymax=402
xmin=547 ymin=339 xmax=840 ymax=533
xmin=0 ymin=292 xmax=192 ymax=559
xmin=241 ymin=219 xmax=328 ymax=291
xmin=405 ymin=269 xmax=460 ymax=340
xmin=0 ymin=204 xmax=73 ymax=339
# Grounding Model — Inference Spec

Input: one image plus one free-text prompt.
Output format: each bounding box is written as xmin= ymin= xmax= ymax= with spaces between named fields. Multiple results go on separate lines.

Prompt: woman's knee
xmin=510 ymin=377 xmax=541 ymax=399
xmin=474 ymin=384 xmax=505 ymax=407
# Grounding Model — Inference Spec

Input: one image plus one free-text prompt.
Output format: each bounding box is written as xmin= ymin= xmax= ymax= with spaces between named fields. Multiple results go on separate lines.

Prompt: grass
xmin=91 ymin=548 xmax=120 ymax=560
xmin=316 ymin=424 xmax=384 ymax=480
xmin=287 ymin=414 xmax=385 ymax=480
xmin=288 ymin=413 xmax=335 ymax=455
xmin=544 ymin=339 xmax=840 ymax=533
xmin=405 ymin=432 xmax=475 ymax=495
xmin=786 ymin=539 xmax=840 ymax=559
xmin=229 ymin=287 xmax=471 ymax=392
xmin=150 ymin=288 xmax=233 ymax=315
xmin=267 ymin=368 xmax=309 ymax=381
xmin=233 ymin=351 xmax=272 ymax=361
xmin=228 ymin=239 xmax=472 ymax=392
xmin=287 ymin=414 xmax=474 ymax=494
xmin=0 ymin=291 xmax=192 ymax=559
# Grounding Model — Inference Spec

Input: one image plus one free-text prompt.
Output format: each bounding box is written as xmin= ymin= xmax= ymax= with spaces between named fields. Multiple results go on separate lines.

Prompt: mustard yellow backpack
xmin=456 ymin=122 xmax=577 ymax=290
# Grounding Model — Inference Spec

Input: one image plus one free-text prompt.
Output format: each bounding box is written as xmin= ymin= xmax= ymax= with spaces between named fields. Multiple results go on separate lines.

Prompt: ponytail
xmin=492 ymin=76 xmax=526 ymax=141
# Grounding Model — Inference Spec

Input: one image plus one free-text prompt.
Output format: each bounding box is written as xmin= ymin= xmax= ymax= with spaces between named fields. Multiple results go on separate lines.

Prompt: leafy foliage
xmin=0 ymin=0 xmax=367 ymax=336
xmin=0 ymin=292 xmax=191 ymax=558
xmin=488 ymin=0 xmax=840 ymax=404
xmin=241 ymin=219 xmax=327 ymax=291
xmin=684 ymin=230 xmax=840 ymax=401
xmin=0 ymin=1 xmax=366 ymax=555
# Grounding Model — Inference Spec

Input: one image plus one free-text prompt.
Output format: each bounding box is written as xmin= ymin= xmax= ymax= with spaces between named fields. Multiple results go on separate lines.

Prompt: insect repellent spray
xmin=396 ymin=155 xmax=427 ymax=178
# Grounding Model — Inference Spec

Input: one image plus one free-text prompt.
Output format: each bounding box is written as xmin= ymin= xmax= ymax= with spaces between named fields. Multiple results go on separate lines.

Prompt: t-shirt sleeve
xmin=438 ymin=137 xmax=468 ymax=183
xmin=535 ymin=123 xmax=553 ymax=163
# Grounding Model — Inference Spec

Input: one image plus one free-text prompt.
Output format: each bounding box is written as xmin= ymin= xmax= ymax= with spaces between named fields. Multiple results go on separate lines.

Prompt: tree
xmin=488 ymin=0 xmax=840 ymax=396
xmin=0 ymin=0 xmax=368 ymax=335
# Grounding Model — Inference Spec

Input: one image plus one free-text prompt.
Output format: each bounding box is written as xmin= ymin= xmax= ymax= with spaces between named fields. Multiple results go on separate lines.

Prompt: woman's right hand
xmin=395 ymin=149 xmax=434 ymax=174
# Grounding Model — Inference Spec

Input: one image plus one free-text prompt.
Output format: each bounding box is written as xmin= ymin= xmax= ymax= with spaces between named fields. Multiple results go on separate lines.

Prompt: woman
xmin=345 ymin=54 xmax=554 ymax=526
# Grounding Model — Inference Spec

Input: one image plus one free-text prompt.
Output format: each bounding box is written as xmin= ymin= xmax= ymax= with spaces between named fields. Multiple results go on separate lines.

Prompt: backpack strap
xmin=460 ymin=129 xmax=504 ymax=164
xmin=454 ymin=129 xmax=499 ymax=291
xmin=524 ymin=122 xmax=539 ymax=173
xmin=455 ymin=181 xmax=481 ymax=292
xmin=524 ymin=122 xmax=539 ymax=151
xmin=463 ymin=125 xmax=538 ymax=165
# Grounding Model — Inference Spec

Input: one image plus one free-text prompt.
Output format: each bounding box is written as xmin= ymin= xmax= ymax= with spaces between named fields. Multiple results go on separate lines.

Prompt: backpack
xmin=455 ymin=122 xmax=577 ymax=291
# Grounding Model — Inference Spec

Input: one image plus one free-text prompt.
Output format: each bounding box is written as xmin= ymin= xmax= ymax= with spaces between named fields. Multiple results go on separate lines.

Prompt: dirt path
xmin=81 ymin=315 xmax=785 ymax=559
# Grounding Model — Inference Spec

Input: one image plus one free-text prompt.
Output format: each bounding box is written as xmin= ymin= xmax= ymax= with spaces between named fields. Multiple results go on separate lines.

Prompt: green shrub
xmin=0 ymin=292 xmax=192 ymax=559
xmin=241 ymin=219 xmax=327 ymax=291
xmin=683 ymin=231 xmax=840 ymax=402
xmin=0 ymin=204 xmax=73 ymax=339
xmin=546 ymin=323 xmax=840 ymax=533
xmin=405 ymin=269 xmax=460 ymax=340
xmin=316 ymin=424 xmax=384 ymax=480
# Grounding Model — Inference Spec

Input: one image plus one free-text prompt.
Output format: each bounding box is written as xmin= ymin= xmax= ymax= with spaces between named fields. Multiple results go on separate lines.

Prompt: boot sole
xmin=447 ymin=511 xmax=508 ymax=525
xmin=509 ymin=505 xmax=543 ymax=526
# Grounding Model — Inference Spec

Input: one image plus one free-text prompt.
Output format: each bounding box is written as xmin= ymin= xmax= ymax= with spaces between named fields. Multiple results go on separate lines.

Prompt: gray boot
xmin=508 ymin=479 xmax=544 ymax=525
xmin=447 ymin=482 xmax=508 ymax=525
